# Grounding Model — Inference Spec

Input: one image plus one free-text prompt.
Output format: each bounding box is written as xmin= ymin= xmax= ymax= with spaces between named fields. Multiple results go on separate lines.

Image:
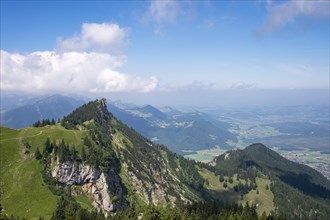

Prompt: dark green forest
xmin=0 ymin=196 xmax=287 ymax=220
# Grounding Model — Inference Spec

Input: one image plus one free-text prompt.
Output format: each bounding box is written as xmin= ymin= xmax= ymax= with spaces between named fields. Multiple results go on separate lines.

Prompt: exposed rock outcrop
xmin=121 ymin=153 xmax=191 ymax=206
xmin=52 ymin=160 xmax=126 ymax=214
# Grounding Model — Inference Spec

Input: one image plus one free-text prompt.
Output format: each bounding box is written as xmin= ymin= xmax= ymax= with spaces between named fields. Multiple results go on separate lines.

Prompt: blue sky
xmin=1 ymin=0 xmax=329 ymax=106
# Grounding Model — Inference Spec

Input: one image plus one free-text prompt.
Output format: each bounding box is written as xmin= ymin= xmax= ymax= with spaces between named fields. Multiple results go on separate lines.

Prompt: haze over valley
xmin=1 ymin=93 xmax=329 ymax=180
xmin=1 ymin=0 xmax=329 ymax=219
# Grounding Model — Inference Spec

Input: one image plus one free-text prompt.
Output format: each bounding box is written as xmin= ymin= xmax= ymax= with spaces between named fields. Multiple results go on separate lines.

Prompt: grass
xmin=199 ymin=168 xmax=274 ymax=215
xmin=0 ymin=123 xmax=275 ymax=218
xmin=184 ymin=146 xmax=227 ymax=163
xmin=0 ymin=125 xmax=85 ymax=219
xmin=199 ymin=168 xmax=240 ymax=202
xmin=19 ymin=124 xmax=84 ymax=149
xmin=0 ymin=126 xmax=57 ymax=219
xmin=74 ymin=187 xmax=95 ymax=211
xmin=241 ymin=177 xmax=274 ymax=215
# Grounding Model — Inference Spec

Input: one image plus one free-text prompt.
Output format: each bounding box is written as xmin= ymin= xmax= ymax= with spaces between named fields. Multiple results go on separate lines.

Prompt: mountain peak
xmin=140 ymin=104 xmax=166 ymax=119
xmin=97 ymin=98 xmax=107 ymax=113
xmin=61 ymin=98 xmax=111 ymax=129
xmin=245 ymin=143 xmax=268 ymax=151
xmin=97 ymin=98 xmax=107 ymax=107
xmin=244 ymin=143 xmax=282 ymax=161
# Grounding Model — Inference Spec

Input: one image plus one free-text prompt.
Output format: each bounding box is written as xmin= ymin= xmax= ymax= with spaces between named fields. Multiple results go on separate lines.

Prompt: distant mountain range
xmin=0 ymin=94 xmax=237 ymax=154
xmin=0 ymin=94 xmax=85 ymax=128
xmin=107 ymin=100 xmax=237 ymax=154
xmin=1 ymin=99 xmax=329 ymax=219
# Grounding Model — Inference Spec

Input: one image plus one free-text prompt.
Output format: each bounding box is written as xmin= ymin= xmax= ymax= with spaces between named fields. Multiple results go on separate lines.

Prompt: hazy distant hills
xmin=0 ymin=94 xmax=236 ymax=154
xmin=0 ymin=94 xmax=85 ymax=128
xmin=108 ymin=100 xmax=237 ymax=154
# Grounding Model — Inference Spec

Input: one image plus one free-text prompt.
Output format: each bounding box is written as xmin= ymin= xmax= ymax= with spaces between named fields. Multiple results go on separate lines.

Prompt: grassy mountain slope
xmin=209 ymin=143 xmax=330 ymax=219
xmin=244 ymin=143 xmax=330 ymax=195
xmin=198 ymin=167 xmax=274 ymax=215
xmin=0 ymin=125 xmax=84 ymax=219
xmin=62 ymin=99 xmax=204 ymax=206
xmin=1 ymin=100 xmax=329 ymax=219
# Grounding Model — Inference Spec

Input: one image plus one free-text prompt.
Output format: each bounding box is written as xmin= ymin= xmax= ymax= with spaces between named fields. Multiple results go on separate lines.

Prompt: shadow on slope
xmin=278 ymin=172 xmax=330 ymax=200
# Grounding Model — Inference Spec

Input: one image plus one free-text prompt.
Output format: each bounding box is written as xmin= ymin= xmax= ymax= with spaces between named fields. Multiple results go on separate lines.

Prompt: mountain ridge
xmin=0 ymin=94 xmax=85 ymax=128
xmin=209 ymin=143 xmax=330 ymax=219
xmin=107 ymin=100 xmax=236 ymax=154
xmin=0 ymin=99 xmax=329 ymax=219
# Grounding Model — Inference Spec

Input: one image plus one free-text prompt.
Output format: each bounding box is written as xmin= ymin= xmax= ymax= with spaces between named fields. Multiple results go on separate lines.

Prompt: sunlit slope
xmin=0 ymin=125 xmax=84 ymax=219
xmin=199 ymin=167 xmax=274 ymax=215
xmin=209 ymin=143 xmax=330 ymax=219
xmin=1 ymin=99 xmax=329 ymax=220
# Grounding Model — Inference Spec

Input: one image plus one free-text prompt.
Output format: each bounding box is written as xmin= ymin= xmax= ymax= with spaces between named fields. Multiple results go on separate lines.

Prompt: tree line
xmin=32 ymin=118 xmax=58 ymax=127
xmin=48 ymin=195 xmax=287 ymax=220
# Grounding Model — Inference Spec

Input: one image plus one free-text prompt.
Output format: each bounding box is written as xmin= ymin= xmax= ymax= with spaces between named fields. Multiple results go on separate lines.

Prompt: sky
xmin=1 ymin=0 xmax=329 ymax=106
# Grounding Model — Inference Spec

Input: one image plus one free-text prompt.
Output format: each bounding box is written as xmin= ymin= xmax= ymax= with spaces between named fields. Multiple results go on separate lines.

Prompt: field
xmin=274 ymin=148 xmax=330 ymax=180
xmin=243 ymin=177 xmax=274 ymax=215
xmin=0 ymin=125 xmax=84 ymax=219
xmin=184 ymin=146 xmax=227 ymax=162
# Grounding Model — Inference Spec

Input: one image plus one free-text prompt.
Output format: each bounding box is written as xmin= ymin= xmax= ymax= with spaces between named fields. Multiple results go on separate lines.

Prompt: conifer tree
xmin=81 ymin=146 xmax=87 ymax=162
xmin=45 ymin=137 xmax=52 ymax=154
xmin=219 ymin=174 xmax=225 ymax=182
xmin=35 ymin=147 xmax=42 ymax=160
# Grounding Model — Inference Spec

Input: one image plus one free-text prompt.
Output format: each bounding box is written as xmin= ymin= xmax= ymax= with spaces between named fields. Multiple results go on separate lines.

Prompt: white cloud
xmin=257 ymin=0 xmax=330 ymax=35
xmin=1 ymin=22 xmax=158 ymax=94
xmin=57 ymin=22 xmax=128 ymax=53
xmin=0 ymin=50 xmax=158 ymax=93
xmin=144 ymin=0 xmax=179 ymax=34
xmin=148 ymin=0 xmax=178 ymax=23
xmin=91 ymin=69 xmax=158 ymax=93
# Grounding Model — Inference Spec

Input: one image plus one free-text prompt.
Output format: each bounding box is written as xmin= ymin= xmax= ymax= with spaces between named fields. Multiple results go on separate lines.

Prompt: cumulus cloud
xmin=57 ymin=22 xmax=128 ymax=53
xmin=91 ymin=69 xmax=158 ymax=93
xmin=0 ymin=50 xmax=157 ymax=93
xmin=1 ymin=22 xmax=158 ymax=94
xmin=257 ymin=0 xmax=330 ymax=35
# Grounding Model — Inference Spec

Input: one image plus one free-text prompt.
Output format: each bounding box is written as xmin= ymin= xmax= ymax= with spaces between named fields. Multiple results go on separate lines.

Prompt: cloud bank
xmin=258 ymin=0 xmax=330 ymax=35
xmin=1 ymin=22 xmax=158 ymax=94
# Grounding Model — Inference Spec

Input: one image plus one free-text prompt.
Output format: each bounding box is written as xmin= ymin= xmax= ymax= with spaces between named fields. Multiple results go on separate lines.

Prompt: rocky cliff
xmin=51 ymin=160 xmax=126 ymax=214
xmin=53 ymin=99 xmax=201 ymax=211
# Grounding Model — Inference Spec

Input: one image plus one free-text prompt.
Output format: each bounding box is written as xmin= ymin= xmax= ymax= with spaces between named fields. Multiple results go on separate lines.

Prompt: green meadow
xmin=0 ymin=125 xmax=84 ymax=219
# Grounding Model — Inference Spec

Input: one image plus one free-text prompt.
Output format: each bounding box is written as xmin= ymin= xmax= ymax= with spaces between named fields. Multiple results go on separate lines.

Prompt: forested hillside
xmin=1 ymin=99 xmax=329 ymax=219
xmin=208 ymin=143 xmax=330 ymax=219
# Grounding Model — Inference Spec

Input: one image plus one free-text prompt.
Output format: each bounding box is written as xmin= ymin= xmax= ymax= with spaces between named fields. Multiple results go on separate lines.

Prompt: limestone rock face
xmin=122 ymin=153 xmax=189 ymax=206
xmin=52 ymin=160 xmax=126 ymax=214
